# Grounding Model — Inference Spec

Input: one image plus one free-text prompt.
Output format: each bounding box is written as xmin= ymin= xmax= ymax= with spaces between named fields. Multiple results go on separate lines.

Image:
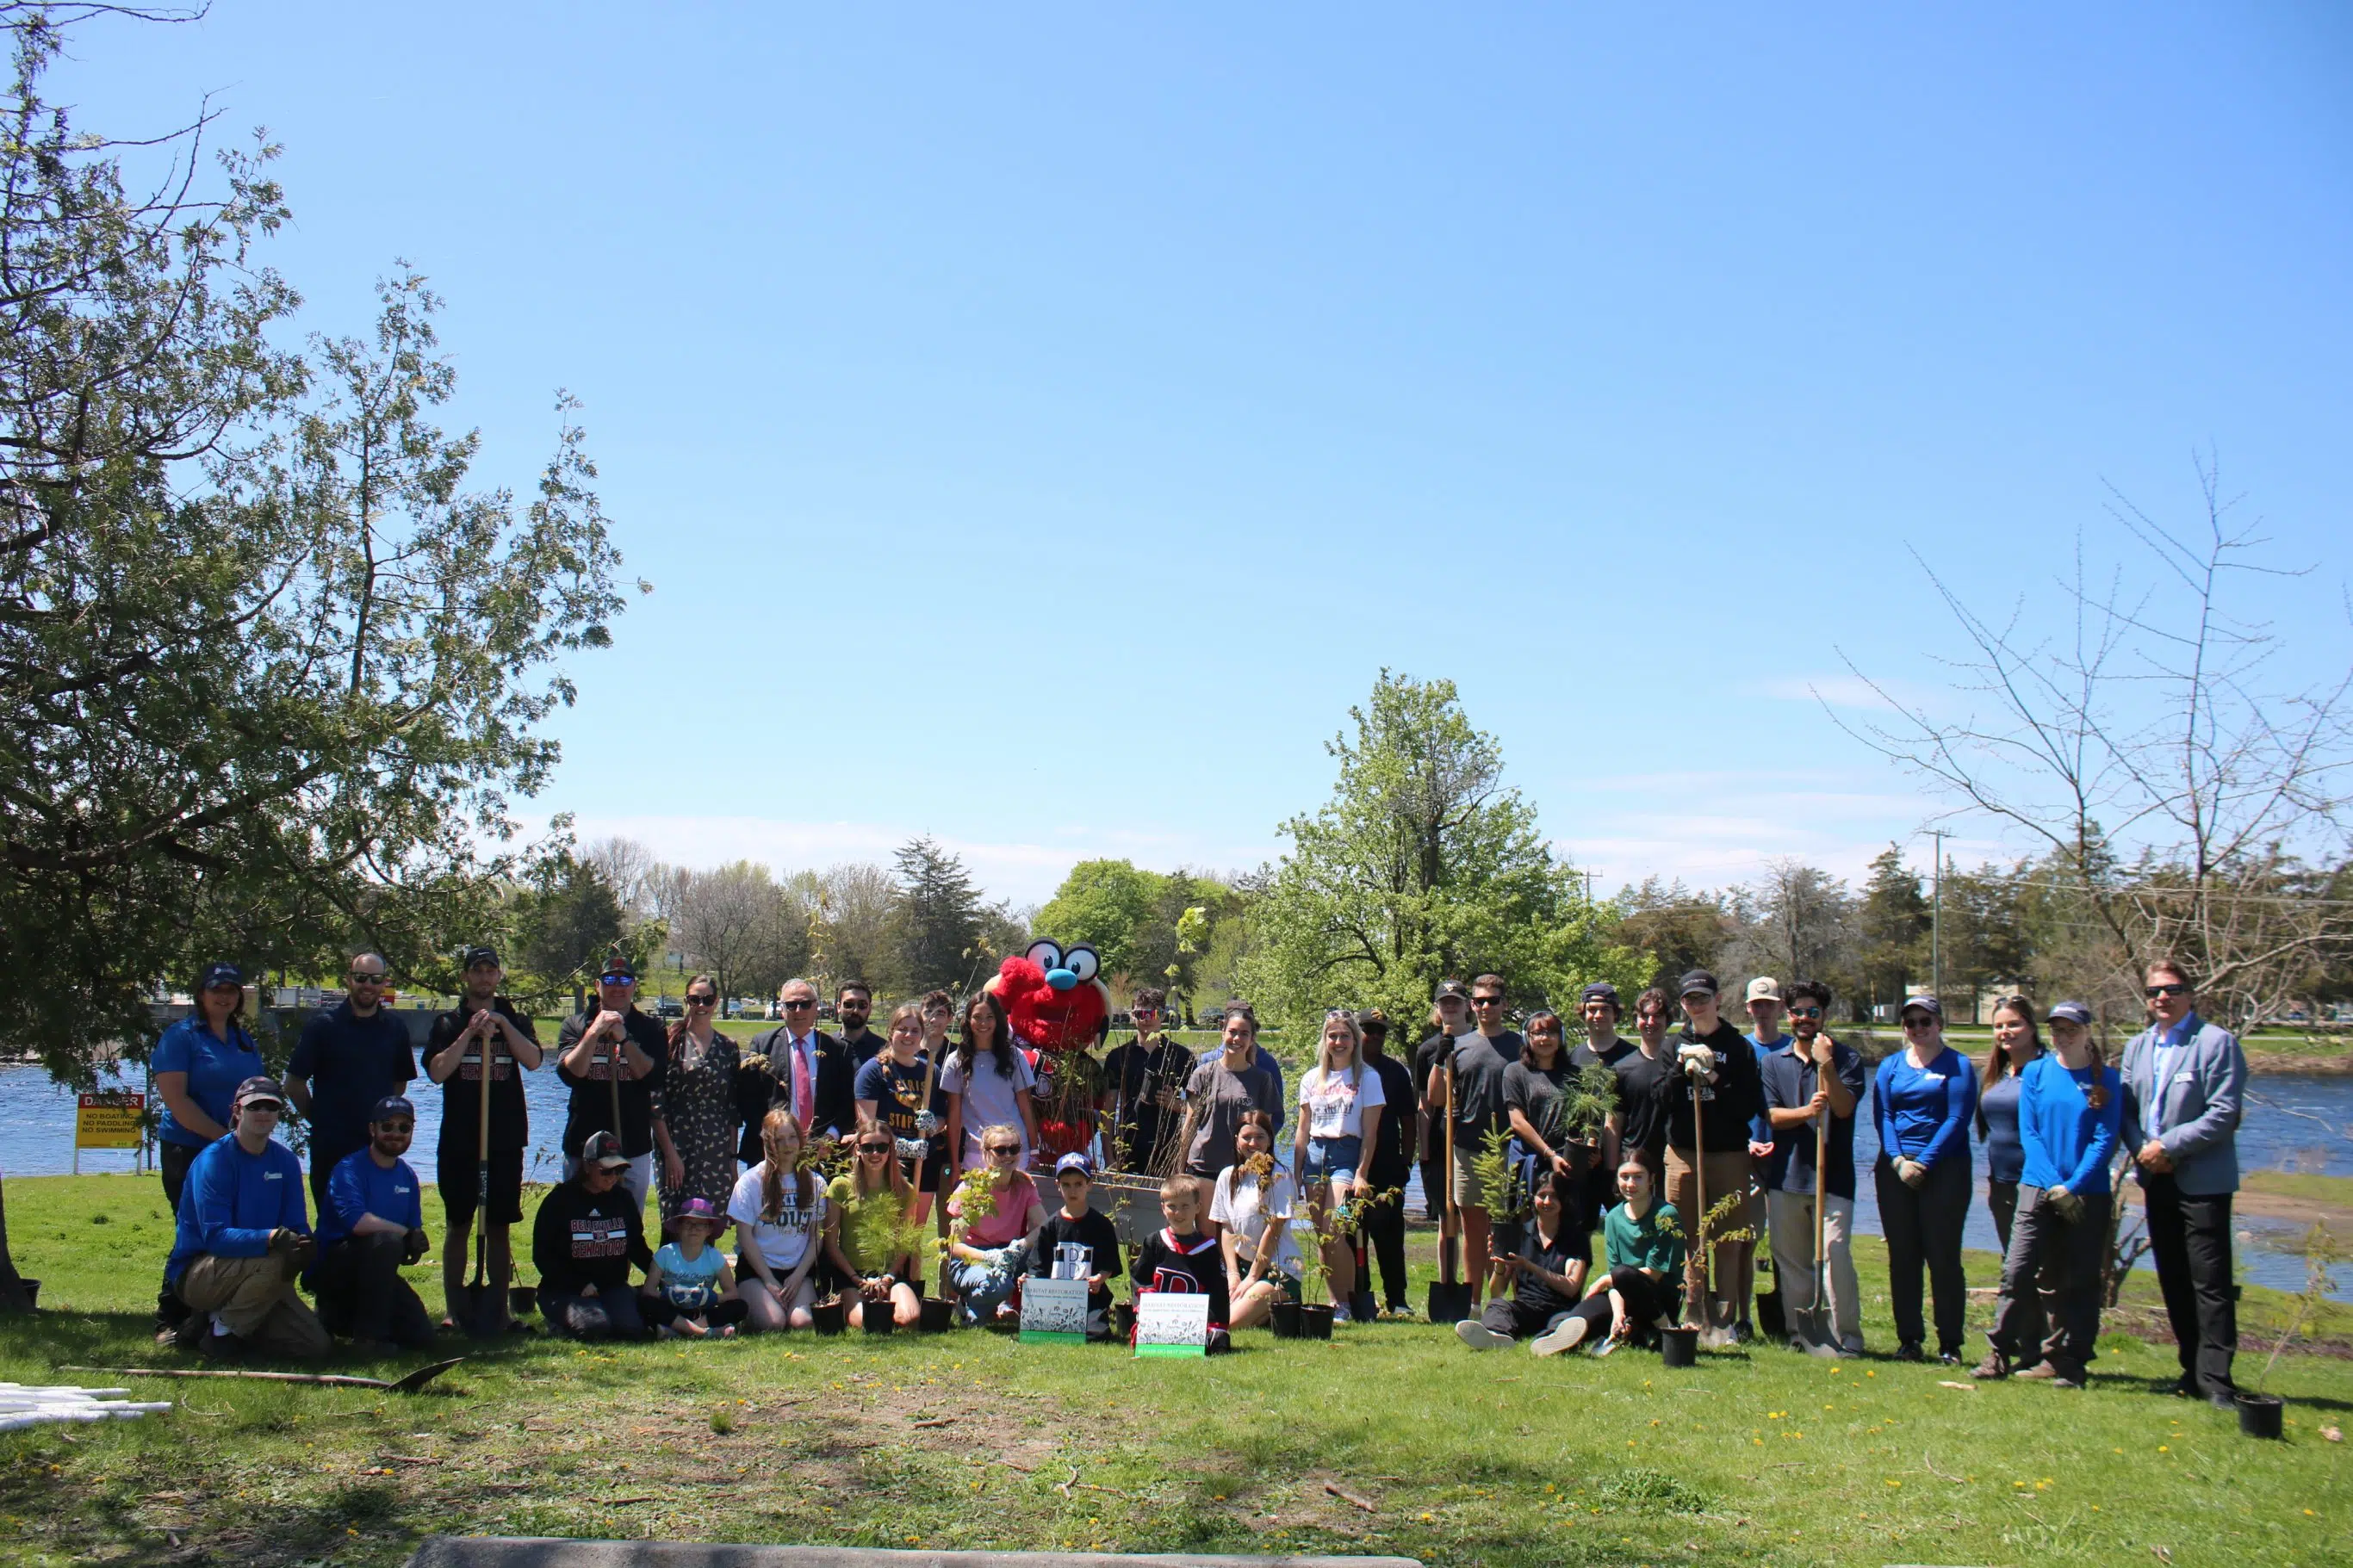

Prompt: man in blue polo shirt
xmin=310 ymin=1094 xmax=435 ymax=1352
xmin=287 ymin=951 xmax=416 ymax=1214
xmin=163 ymin=1077 xmax=331 ymax=1361
xmin=1758 ymin=979 xmax=1865 ymax=1355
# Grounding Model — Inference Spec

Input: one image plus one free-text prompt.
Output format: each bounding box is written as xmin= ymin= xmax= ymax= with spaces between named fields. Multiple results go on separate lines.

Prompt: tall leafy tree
xmin=1240 ymin=671 xmax=1638 ymax=1032
xmin=1611 ymin=877 xmax=1734 ymax=995
xmin=1034 ymin=859 xmax=1161 ymax=981
xmin=893 ymin=836 xmax=985 ymax=994
xmin=0 ymin=13 xmax=630 ymax=1308
xmin=512 ymin=853 xmax=626 ymax=1012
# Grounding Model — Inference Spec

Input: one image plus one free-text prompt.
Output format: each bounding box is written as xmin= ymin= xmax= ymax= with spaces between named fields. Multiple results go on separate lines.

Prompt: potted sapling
xmin=1657 ymin=1192 xmax=1756 ymax=1367
xmin=2237 ymin=1220 xmax=2347 ymax=1440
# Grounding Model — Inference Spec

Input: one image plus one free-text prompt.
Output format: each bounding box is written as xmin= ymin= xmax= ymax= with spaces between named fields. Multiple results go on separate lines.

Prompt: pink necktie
xmin=793 ymin=1036 xmax=816 ymax=1133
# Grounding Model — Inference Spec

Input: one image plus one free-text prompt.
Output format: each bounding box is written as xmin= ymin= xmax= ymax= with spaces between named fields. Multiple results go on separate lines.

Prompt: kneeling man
xmin=163 ymin=1077 xmax=329 ymax=1361
xmin=311 ymin=1094 xmax=436 ymax=1351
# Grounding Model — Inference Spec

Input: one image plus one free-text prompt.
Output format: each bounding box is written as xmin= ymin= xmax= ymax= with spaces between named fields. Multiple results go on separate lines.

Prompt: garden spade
xmin=455 ymin=1021 xmax=504 ymax=1339
xmin=1425 ymin=1055 xmax=1474 ymax=1323
xmin=1786 ymin=1049 xmax=1838 ymax=1354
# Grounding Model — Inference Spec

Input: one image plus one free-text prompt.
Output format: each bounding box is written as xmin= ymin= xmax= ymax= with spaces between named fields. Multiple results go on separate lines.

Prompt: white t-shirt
xmin=1298 ymin=1063 xmax=1386 ymax=1141
xmin=727 ymin=1162 xmax=829 ymax=1271
xmin=940 ymin=1049 xmax=1039 ymax=1165
xmin=1211 ymin=1164 xmax=1306 ymax=1278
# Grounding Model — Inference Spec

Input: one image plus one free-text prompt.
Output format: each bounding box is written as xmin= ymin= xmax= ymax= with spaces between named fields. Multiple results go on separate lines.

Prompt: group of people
xmin=145 ymin=942 xmax=2254 ymax=1407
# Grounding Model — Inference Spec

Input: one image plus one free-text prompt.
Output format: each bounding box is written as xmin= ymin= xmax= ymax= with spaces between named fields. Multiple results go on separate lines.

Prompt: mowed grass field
xmin=0 ymin=1174 xmax=2347 ymax=1566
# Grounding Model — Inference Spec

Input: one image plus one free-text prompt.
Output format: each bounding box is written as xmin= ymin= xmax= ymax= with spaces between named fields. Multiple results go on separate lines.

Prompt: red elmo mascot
xmin=987 ymin=941 xmax=1108 ymax=1158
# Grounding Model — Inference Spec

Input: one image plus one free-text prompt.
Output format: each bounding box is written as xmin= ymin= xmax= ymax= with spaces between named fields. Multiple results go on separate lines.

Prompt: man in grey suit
xmin=2120 ymin=958 xmax=2247 ymax=1408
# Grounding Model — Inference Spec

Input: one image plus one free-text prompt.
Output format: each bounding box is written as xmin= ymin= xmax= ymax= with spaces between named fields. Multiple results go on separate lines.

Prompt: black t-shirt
xmin=1569 ymin=1035 xmax=1636 ymax=1073
xmin=1611 ymin=1047 xmax=1677 ymax=1162
xmin=427 ymin=1000 xmax=539 ymax=1156
xmin=1363 ymin=1051 xmax=1417 ymax=1183
xmin=1025 ymin=1208 xmax=1123 ymax=1308
xmin=1101 ymin=1037 xmax=1196 ymax=1167
xmin=1512 ymin=1221 xmax=1592 ymax=1320
xmin=1128 ymin=1227 xmax=1232 ymax=1326
xmin=1411 ymin=1032 xmax=1449 ymax=1154
xmin=853 ymin=1052 xmax=949 ymax=1146
xmin=556 ymin=1007 xmax=670 ymax=1160
xmin=839 ymin=1030 xmax=884 ymax=1070
xmin=1666 ymin=1020 xmax=1764 ymax=1153
xmin=530 ymin=1177 xmax=652 ymax=1295
xmin=1502 ymin=1058 xmax=1572 ymax=1149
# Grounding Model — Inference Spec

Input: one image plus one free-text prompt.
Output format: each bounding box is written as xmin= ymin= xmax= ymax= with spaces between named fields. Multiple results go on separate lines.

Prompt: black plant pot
xmin=811 ymin=1297 xmax=846 ymax=1336
xmin=1270 ymin=1299 xmax=1302 ymax=1339
xmin=861 ymin=1304 xmax=896 ymax=1335
xmin=1113 ymin=1302 xmax=1136 ymax=1342
xmin=1297 ymin=1304 xmax=1334 ymax=1340
xmin=1755 ymin=1286 xmax=1785 ymax=1342
xmin=1660 ymin=1326 xmax=1700 ymax=1368
xmin=2236 ymin=1391 xmax=2284 ymax=1440
xmin=920 ymin=1296 xmax=956 ymax=1334
xmin=17 ymin=1278 xmax=36 ymax=1310
xmin=508 ymin=1286 xmax=537 ymax=1319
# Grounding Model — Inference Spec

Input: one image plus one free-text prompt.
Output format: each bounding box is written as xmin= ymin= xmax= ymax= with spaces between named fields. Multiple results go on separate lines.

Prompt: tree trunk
xmin=0 ymin=1177 xmax=37 ymax=1313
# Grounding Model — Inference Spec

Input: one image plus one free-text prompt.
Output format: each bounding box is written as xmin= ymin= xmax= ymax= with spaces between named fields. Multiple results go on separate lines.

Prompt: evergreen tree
xmin=1856 ymin=846 xmax=1928 ymax=1013
xmin=893 ymin=836 xmax=985 ymax=993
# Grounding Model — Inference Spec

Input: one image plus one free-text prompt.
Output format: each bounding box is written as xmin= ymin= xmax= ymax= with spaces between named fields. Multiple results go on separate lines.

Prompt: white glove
xmin=1677 ymin=1043 xmax=1717 ymax=1077
xmin=914 ymin=1111 xmax=943 ymax=1139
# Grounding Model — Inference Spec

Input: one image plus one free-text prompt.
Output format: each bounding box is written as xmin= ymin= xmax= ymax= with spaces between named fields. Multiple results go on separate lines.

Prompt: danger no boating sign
xmin=75 ymin=1091 xmax=144 ymax=1150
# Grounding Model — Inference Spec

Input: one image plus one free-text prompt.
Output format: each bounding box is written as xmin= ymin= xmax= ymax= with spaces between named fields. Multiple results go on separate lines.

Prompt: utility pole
xmin=1929 ymin=829 xmax=1945 ymax=1008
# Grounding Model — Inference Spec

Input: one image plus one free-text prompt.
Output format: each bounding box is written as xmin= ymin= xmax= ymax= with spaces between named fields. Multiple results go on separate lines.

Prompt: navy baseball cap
xmin=1580 ymin=982 xmax=1622 ymax=1007
xmin=1054 ymin=1151 xmax=1094 ymax=1179
xmin=1901 ymin=995 xmax=1943 ymax=1020
xmin=581 ymin=1131 xmax=630 ymax=1170
xmin=369 ymin=1094 xmax=417 ymax=1124
xmin=200 ymin=962 xmax=243 ymax=991
xmin=2047 ymin=1001 xmax=2093 ymax=1026
xmin=1679 ymin=970 xmax=1719 ymax=998
xmin=462 ymin=945 xmax=500 ymax=970
xmin=1433 ymin=979 xmax=1471 ymax=1002
xmin=233 ymin=1075 xmax=285 ymax=1108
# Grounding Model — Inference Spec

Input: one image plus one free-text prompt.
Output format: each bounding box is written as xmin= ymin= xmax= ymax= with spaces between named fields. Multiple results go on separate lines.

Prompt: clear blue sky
xmin=62 ymin=3 xmax=2353 ymax=905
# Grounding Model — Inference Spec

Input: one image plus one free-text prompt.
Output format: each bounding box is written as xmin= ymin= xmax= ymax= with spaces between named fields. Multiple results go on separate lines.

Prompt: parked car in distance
xmin=654 ymin=996 xmax=683 ymax=1020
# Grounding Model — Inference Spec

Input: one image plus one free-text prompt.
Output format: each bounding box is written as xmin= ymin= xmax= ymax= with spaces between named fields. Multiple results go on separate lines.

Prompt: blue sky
xmin=63 ymin=3 xmax=2353 ymax=904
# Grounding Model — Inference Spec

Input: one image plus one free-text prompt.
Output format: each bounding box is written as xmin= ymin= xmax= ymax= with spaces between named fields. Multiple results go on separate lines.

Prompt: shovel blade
xmin=388 ymin=1356 xmax=467 ymax=1393
xmin=455 ymin=1283 xmax=505 ymax=1341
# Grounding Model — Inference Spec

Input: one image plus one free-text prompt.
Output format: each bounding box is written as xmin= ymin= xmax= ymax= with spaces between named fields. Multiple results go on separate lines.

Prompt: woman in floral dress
xmin=654 ymin=975 xmax=742 ymax=1226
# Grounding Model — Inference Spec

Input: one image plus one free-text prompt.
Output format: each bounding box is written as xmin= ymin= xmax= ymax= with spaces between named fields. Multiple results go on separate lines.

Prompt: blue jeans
xmin=948 ymin=1241 xmax=1030 ymax=1324
xmin=1304 ymin=1135 xmax=1363 ymax=1187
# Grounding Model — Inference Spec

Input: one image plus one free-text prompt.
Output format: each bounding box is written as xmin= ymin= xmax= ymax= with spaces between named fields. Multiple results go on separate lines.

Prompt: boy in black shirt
xmin=1453 ymin=1167 xmax=1590 ymax=1352
xmin=1025 ymin=1152 xmax=1123 ymax=1340
xmin=1099 ymin=989 xmax=1194 ymax=1174
xmin=423 ymin=945 xmax=542 ymax=1334
xmin=1127 ymin=1174 xmax=1232 ymax=1350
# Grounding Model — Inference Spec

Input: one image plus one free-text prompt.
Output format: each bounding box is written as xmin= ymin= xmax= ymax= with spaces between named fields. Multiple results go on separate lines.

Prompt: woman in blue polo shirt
xmin=1872 ymin=995 xmax=1977 ymax=1364
xmin=152 ymin=963 xmax=265 ymax=1209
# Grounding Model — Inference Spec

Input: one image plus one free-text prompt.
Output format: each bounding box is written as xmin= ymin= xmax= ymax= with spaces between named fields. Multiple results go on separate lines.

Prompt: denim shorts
xmin=1304 ymin=1135 xmax=1363 ymax=1187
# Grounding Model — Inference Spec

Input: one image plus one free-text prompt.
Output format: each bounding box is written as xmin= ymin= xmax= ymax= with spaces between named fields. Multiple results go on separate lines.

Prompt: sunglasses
xmin=349 ymin=973 xmax=386 ymax=985
xmin=783 ymin=998 xmax=816 ymax=1010
xmin=686 ymin=995 xmax=717 ymax=1007
xmin=598 ymin=973 xmax=633 ymax=986
xmin=1471 ymin=995 xmax=1505 ymax=1007
xmin=858 ymin=1142 xmax=893 ymax=1154
xmin=1902 ymin=1014 xmax=1937 ymax=1028
xmin=375 ymin=1121 xmax=414 ymax=1134
xmin=984 ymin=1145 xmax=1021 ymax=1156
xmin=2145 ymin=982 xmax=2189 ymax=998
xmin=1789 ymin=1007 xmax=1822 ymax=1019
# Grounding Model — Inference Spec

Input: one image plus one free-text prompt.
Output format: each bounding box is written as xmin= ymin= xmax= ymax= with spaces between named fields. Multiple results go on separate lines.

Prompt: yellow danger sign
xmin=75 ymin=1091 xmax=144 ymax=1150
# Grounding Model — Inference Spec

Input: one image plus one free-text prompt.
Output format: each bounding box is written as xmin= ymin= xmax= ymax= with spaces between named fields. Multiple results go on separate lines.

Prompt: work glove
xmin=2045 ymin=1189 xmax=2087 ymax=1226
xmin=403 ymin=1227 xmax=431 ymax=1265
xmin=1676 ymin=1043 xmax=1716 ymax=1078
xmin=268 ymin=1228 xmax=317 ymax=1270
xmin=913 ymin=1111 xmax=944 ymax=1139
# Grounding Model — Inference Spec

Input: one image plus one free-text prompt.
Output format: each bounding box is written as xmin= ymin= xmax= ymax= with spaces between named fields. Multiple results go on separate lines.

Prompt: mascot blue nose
xmin=1046 ymin=967 xmax=1077 ymax=991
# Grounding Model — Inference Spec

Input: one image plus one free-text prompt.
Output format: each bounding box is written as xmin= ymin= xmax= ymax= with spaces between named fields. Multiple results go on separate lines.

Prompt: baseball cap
xmin=1579 ymin=982 xmax=1621 ymax=1008
xmin=2047 ymin=1001 xmax=2093 ymax=1026
xmin=580 ymin=1131 xmax=630 ymax=1170
xmin=598 ymin=951 xmax=637 ymax=982
xmin=1901 ymin=995 xmax=1943 ymax=1020
xmin=1746 ymin=977 xmax=1783 ymax=1004
xmin=1355 ymin=1007 xmax=1390 ymax=1035
xmin=200 ymin=961 xmax=243 ymax=992
xmin=1053 ymin=1151 xmax=1094 ymax=1180
xmin=1679 ymin=970 xmax=1719 ymax=999
xmin=462 ymin=944 xmax=500 ymax=970
xmin=1433 ymin=979 xmax=1471 ymax=1002
xmin=233 ymin=1075 xmax=286 ymax=1109
xmin=369 ymin=1094 xmax=417 ymax=1124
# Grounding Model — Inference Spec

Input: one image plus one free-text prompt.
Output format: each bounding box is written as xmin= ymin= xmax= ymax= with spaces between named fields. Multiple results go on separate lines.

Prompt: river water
xmin=9 ymin=1061 xmax=2348 ymax=1298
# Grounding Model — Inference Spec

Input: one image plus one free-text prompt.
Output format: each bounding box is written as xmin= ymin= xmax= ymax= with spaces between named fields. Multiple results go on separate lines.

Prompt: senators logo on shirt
xmin=458 ymin=1053 xmax=515 ymax=1082
xmin=569 ymin=1217 xmax=630 ymax=1259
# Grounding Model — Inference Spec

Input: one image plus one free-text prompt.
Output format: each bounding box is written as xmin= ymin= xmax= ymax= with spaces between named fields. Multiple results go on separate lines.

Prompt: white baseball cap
xmin=1746 ymin=976 xmax=1783 ymax=1003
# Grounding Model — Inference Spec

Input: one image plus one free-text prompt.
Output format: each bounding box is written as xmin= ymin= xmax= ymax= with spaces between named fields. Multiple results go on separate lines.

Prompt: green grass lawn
xmin=2 ymin=1171 xmax=2347 ymax=1567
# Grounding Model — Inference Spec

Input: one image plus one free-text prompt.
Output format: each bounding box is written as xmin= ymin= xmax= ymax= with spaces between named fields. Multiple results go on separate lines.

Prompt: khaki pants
xmin=1664 ymin=1146 xmax=1756 ymax=1329
xmin=178 ymin=1253 xmax=332 ymax=1361
xmin=1766 ymin=1188 xmax=1861 ymax=1350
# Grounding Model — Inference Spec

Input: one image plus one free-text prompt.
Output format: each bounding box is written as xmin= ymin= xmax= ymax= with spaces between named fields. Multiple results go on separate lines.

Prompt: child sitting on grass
xmin=944 ymin=1123 xmax=1049 ymax=1326
xmin=1554 ymin=1157 xmax=1686 ymax=1356
xmin=639 ymin=1198 xmax=748 ymax=1339
xmin=1128 ymin=1173 xmax=1232 ymax=1353
xmin=1453 ymin=1164 xmax=1588 ymax=1354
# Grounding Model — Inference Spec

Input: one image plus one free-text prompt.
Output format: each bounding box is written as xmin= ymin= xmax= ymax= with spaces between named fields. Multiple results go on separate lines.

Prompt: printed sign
xmin=1133 ymin=1291 xmax=1209 ymax=1358
xmin=1020 ymin=1276 xmax=1090 ymax=1343
xmin=74 ymin=1091 xmax=144 ymax=1150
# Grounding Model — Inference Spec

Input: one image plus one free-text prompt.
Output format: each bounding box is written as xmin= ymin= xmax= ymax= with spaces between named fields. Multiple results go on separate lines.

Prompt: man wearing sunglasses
xmin=736 ymin=977 xmax=855 ymax=1165
xmin=1757 ymin=979 xmax=1863 ymax=1354
xmin=308 ymin=1094 xmax=435 ymax=1354
xmin=425 ymin=945 xmax=543 ymax=1332
xmin=2120 ymin=960 xmax=2248 ymax=1407
xmin=556 ymin=950 xmax=668 ymax=1214
xmin=1099 ymin=989 xmax=1194 ymax=1174
xmin=287 ymin=951 xmax=416 ymax=1215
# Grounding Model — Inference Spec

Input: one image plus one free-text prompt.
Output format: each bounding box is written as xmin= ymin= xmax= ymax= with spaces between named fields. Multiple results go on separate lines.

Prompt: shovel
xmin=1685 ymin=1057 xmax=1711 ymax=1337
xmin=65 ymin=1357 xmax=465 ymax=1394
xmin=454 ymin=1024 xmax=505 ymax=1339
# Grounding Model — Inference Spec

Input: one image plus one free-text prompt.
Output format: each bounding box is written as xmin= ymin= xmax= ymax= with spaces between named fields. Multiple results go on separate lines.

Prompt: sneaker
xmin=2013 ymin=1360 xmax=2059 ymax=1381
xmin=1893 ymin=1342 xmax=1925 ymax=1363
xmin=1971 ymin=1352 xmax=2011 ymax=1381
xmin=1330 ymin=1305 xmax=1353 ymax=1324
xmin=1731 ymin=1321 xmax=1755 ymax=1345
xmin=1455 ymin=1319 xmax=1513 ymax=1351
xmin=1383 ymin=1304 xmax=1415 ymax=1321
xmin=1530 ymin=1317 xmax=1589 ymax=1358
xmin=197 ymin=1327 xmax=245 ymax=1362
xmin=1937 ymin=1349 xmax=1964 ymax=1367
